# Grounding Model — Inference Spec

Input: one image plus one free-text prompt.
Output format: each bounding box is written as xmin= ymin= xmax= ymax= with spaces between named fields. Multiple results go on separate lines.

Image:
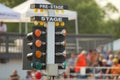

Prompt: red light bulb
xmin=35 ymin=71 xmax=42 ymax=79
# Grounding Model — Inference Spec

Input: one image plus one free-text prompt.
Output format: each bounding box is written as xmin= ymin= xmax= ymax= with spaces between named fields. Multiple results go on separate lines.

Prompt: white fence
xmin=59 ymin=67 xmax=120 ymax=80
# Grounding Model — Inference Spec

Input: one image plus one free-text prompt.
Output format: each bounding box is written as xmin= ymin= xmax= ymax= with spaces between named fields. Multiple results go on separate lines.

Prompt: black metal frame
xmin=0 ymin=32 xmax=113 ymax=59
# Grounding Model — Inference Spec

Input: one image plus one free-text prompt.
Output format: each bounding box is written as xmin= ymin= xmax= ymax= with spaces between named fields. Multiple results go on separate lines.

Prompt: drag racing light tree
xmin=26 ymin=21 xmax=46 ymax=70
xmin=55 ymin=21 xmax=67 ymax=69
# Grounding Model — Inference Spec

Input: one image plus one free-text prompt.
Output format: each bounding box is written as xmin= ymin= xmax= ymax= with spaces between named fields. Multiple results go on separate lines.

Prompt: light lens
xmin=63 ymin=29 xmax=67 ymax=36
xmin=35 ymin=50 xmax=42 ymax=58
xmin=63 ymin=50 xmax=67 ymax=57
xmin=35 ymin=71 xmax=42 ymax=79
xmin=30 ymin=63 xmax=34 ymax=68
xmin=39 ymin=21 xmax=44 ymax=26
xmin=27 ymin=53 xmax=33 ymax=61
xmin=55 ymin=22 xmax=59 ymax=27
xmin=61 ymin=22 xmax=65 ymax=27
xmin=35 ymin=62 xmax=42 ymax=70
xmin=34 ymin=8 xmax=38 ymax=13
xmin=35 ymin=29 xmax=41 ymax=37
xmin=63 ymin=40 xmax=66 ymax=47
xmin=55 ymin=10 xmax=59 ymax=14
xmin=61 ymin=10 xmax=64 ymax=14
xmin=63 ymin=61 xmax=67 ymax=69
xmin=35 ymin=40 xmax=42 ymax=47
xmin=40 ymin=9 xmax=44 ymax=13
xmin=34 ymin=20 xmax=38 ymax=25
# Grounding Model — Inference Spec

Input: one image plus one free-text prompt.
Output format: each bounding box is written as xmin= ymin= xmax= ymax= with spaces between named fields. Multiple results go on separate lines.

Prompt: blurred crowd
xmin=9 ymin=45 xmax=120 ymax=80
xmin=64 ymin=45 xmax=120 ymax=80
xmin=9 ymin=69 xmax=42 ymax=80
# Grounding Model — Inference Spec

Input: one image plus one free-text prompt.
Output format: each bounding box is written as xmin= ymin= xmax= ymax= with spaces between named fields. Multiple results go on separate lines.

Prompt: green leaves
xmin=0 ymin=0 xmax=25 ymax=8
xmin=0 ymin=0 xmax=120 ymax=38
xmin=104 ymin=3 xmax=118 ymax=13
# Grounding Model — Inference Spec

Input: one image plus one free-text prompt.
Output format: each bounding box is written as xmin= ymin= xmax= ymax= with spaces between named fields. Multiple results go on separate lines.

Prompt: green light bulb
xmin=63 ymin=61 xmax=67 ymax=69
xmin=30 ymin=63 xmax=34 ymax=68
xmin=35 ymin=62 xmax=42 ymax=70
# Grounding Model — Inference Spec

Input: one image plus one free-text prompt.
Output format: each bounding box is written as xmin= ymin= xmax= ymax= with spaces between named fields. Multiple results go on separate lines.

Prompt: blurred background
xmin=0 ymin=0 xmax=120 ymax=38
xmin=0 ymin=0 xmax=120 ymax=80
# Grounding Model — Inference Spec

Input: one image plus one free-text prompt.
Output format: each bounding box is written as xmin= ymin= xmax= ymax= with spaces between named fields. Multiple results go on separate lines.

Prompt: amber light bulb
xmin=55 ymin=22 xmax=59 ymax=27
xmin=35 ymin=50 xmax=42 ymax=58
xmin=34 ymin=8 xmax=38 ymax=13
xmin=39 ymin=21 xmax=44 ymax=26
xmin=61 ymin=22 xmax=65 ymax=27
xmin=35 ymin=40 xmax=42 ymax=47
xmin=34 ymin=21 xmax=39 ymax=25
xmin=40 ymin=9 xmax=44 ymax=13
xmin=35 ymin=29 xmax=41 ymax=37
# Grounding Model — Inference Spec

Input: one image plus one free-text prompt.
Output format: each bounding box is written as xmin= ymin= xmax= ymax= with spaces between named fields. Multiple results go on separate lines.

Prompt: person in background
xmin=97 ymin=45 xmax=107 ymax=58
xmin=86 ymin=50 xmax=92 ymax=65
xmin=110 ymin=58 xmax=120 ymax=79
xmin=106 ymin=50 xmax=113 ymax=60
xmin=117 ymin=51 xmax=120 ymax=64
xmin=86 ymin=50 xmax=93 ymax=75
xmin=0 ymin=21 xmax=7 ymax=32
xmin=26 ymin=70 xmax=31 ymax=80
xmin=0 ymin=21 xmax=7 ymax=42
xmin=9 ymin=69 xmax=20 ymax=80
xmin=64 ymin=53 xmax=76 ymax=78
xmin=107 ymin=54 xmax=113 ymax=66
xmin=98 ymin=54 xmax=105 ymax=66
xmin=75 ymin=50 xmax=87 ymax=79
xmin=100 ymin=59 xmax=110 ymax=79
xmin=67 ymin=53 xmax=76 ymax=72
xmin=118 ymin=76 xmax=120 ymax=80
xmin=91 ymin=49 xmax=99 ymax=66
xmin=31 ymin=69 xmax=36 ymax=80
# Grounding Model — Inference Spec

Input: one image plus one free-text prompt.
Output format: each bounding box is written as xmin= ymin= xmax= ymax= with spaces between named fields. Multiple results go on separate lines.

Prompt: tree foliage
xmin=0 ymin=0 xmax=120 ymax=38
xmin=48 ymin=0 xmax=120 ymax=38
xmin=0 ymin=0 xmax=25 ymax=7
xmin=49 ymin=0 xmax=105 ymax=34
xmin=101 ymin=18 xmax=120 ymax=38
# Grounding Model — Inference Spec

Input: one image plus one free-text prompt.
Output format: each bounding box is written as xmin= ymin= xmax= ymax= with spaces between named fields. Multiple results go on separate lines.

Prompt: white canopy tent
xmin=13 ymin=0 xmax=77 ymax=21
xmin=0 ymin=3 xmax=20 ymax=21
xmin=13 ymin=0 xmax=51 ymax=22
xmin=13 ymin=0 xmax=78 ymax=34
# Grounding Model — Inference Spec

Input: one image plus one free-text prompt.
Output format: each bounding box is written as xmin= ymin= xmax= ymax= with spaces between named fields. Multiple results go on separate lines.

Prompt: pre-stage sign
xmin=30 ymin=4 xmax=68 ymax=10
